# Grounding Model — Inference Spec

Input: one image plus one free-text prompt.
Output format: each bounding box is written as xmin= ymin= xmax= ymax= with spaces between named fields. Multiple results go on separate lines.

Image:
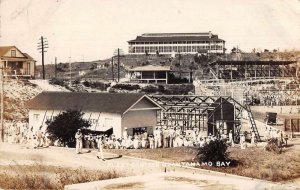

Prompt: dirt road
xmin=0 ymin=143 xmax=298 ymax=190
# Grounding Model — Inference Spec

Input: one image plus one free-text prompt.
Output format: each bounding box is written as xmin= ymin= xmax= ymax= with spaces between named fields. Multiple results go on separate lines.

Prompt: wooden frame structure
xmin=150 ymin=95 xmax=261 ymax=141
xmin=284 ymin=118 xmax=300 ymax=138
xmin=209 ymin=61 xmax=297 ymax=80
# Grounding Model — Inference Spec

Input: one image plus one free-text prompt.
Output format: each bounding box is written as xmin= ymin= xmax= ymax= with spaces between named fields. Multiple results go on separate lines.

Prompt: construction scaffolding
xmin=150 ymin=95 xmax=261 ymax=142
xmin=209 ymin=61 xmax=297 ymax=80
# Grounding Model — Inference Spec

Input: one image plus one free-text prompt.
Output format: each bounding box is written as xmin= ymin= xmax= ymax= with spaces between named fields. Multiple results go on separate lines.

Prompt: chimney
xmin=209 ymin=31 xmax=212 ymax=38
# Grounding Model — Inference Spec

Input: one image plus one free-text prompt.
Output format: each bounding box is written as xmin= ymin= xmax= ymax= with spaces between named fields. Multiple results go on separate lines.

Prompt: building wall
xmin=121 ymin=109 xmax=157 ymax=137
xmin=28 ymin=109 xmax=122 ymax=135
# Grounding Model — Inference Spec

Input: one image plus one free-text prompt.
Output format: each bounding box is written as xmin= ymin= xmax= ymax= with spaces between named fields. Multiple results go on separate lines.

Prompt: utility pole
xmin=0 ymin=67 xmax=4 ymax=142
xmin=178 ymin=51 xmax=182 ymax=78
xmin=69 ymin=57 xmax=72 ymax=85
xmin=117 ymin=48 xmax=120 ymax=82
xmin=54 ymin=57 xmax=57 ymax=78
xmin=113 ymin=48 xmax=124 ymax=83
xmin=37 ymin=36 xmax=49 ymax=79
xmin=111 ymin=57 xmax=114 ymax=81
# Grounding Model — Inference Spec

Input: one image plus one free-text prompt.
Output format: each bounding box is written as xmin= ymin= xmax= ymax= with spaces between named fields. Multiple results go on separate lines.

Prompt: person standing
xmin=163 ymin=126 xmax=169 ymax=148
xmin=251 ymin=131 xmax=256 ymax=145
xmin=228 ymin=130 xmax=234 ymax=147
xmin=240 ymin=134 xmax=246 ymax=149
xmin=36 ymin=127 xmax=43 ymax=147
xmin=97 ymin=136 xmax=105 ymax=161
xmin=149 ymin=135 xmax=154 ymax=149
xmin=154 ymin=126 xmax=159 ymax=148
xmin=169 ymin=127 xmax=175 ymax=148
xmin=123 ymin=127 xmax=128 ymax=138
xmin=75 ymin=129 xmax=83 ymax=154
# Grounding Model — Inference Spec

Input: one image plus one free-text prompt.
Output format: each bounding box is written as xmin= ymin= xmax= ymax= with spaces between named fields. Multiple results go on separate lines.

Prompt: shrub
xmin=141 ymin=85 xmax=158 ymax=93
xmin=82 ymin=80 xmax=91 ymax=87
xmin=264 ymin=138 xmax=282 ymax=154
xmin=49 ymin=78 xmax=65 ymax=86
xmin=112 ymin=84 xmax=140 ymax=91
xmin=196 ymin=139 xmax=229 ymax=166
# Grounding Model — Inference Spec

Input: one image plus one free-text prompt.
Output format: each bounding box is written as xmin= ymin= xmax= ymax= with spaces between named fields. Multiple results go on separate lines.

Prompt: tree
xmin=46 ymin=110 xmax=91 ymax=147
xmin=196 ymin=139 xmax=229 ymax=166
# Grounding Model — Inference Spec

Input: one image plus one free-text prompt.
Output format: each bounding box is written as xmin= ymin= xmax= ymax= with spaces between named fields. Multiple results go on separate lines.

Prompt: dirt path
xmin=0 ymin=143 xmax=298 ymax=190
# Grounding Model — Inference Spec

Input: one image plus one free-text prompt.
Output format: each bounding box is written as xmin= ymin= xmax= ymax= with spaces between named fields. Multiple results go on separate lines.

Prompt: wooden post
xmin=0 ymin=68 xmax=3 ymax=142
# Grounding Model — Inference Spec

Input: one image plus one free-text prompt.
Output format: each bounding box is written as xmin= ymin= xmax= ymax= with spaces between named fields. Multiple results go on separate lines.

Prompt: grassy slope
xmin=106 ymin=146 xmax=300 ymax=182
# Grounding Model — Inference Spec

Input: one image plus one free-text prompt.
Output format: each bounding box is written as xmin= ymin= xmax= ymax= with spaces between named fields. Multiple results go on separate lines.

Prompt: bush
xmin=196 ymin=139 xmax=229 ymax=166
xmin=264 ymin=138 xmax=282 ymax=154
xmin=46 ymin=110 xmax=91 ymax=147
xmin=49 ymin=78 xmax=65 ymax=86
xmin=112 ymin=84 xmax=140 ymax=91
xmin=82 ymin=80 xmax=91 ymax=87
xmin=141 ymin=85 xmax=158 ymax=93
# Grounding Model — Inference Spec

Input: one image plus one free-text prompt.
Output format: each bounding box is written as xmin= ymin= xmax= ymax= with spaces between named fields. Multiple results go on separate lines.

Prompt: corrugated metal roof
xmin=25 ymin=92 xmax=149 ymax=114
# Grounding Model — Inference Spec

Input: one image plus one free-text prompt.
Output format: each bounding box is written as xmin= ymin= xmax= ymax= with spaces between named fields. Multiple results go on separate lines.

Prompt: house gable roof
xmin=25 ymin=92 xmax=160 ymax=114
xmin=0 ymin=46 xmax=34 ymax=60
xmin=0 ymin=46 xmax=16 ymax=56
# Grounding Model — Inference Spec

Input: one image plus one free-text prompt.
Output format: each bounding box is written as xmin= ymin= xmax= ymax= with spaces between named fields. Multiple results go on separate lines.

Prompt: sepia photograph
xmin=0 ymin=0 xmax=299 ymax=189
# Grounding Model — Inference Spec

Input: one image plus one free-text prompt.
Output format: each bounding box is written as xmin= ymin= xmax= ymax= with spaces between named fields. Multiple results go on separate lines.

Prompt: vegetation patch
xmin=0 ymin=164 xmax=119 ymax=190
xmin=103 ymin=182 xmax=144 ymax=190
xmin=106 ymin=146 xmax=300 ymax=182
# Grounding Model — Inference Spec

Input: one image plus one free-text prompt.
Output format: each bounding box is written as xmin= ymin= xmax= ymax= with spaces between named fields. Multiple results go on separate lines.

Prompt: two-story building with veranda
xmin=25 ymin=92 xmax=162 ymax=138
xmin=0 ymin=46 xmax=35 ymax=78
xmin=128 ymin=31 xmax=225 ymax=55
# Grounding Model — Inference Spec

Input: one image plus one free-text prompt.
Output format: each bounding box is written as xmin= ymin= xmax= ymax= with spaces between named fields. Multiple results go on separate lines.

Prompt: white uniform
xmin=75 ymin=131 xmax=83 ymax=154
xmin=97 ymin=138 xmax=105 ymax=160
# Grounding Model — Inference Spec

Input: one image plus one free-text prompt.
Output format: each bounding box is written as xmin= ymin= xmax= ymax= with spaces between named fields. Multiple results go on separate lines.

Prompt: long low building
xmin=128 ymin=32 xmax=225 ymax=55
xmin=25 ymin=92 xmax=162 ymax=138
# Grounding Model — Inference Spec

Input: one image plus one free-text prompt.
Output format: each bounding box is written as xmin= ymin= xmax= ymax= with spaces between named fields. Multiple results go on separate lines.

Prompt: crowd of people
xmin=74 ymin=126 xmax=242 ymax=154
xmin=5 ymin=121 xmax=287 ymax=155
xmin=4 ymin=122 xmax=51 ymax=149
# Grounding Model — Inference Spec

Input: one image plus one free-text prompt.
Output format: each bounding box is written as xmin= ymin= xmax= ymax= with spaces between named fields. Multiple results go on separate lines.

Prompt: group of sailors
xmin=264 ymin=125 xmax=286 ymax=147
xmin=74 ymin=126 xmax=241 ymax=152
xmin=4 ymin=122 xmax=51 ymax=149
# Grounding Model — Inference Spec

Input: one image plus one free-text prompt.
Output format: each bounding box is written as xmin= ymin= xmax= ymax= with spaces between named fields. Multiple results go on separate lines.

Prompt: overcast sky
xmin=0 ymin=0 xmax=299 ymax=64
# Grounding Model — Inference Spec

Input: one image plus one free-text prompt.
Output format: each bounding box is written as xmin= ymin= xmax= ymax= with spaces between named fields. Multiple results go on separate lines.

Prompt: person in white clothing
xmin=75 ymin=129 xmax=83 ymax=154
xmin=97 ymin=136 xmax=105 ymax=161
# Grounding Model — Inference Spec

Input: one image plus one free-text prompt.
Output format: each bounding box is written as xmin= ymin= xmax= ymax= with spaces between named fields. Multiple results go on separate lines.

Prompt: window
xmin=11 ymin=50 xmax=16 ymax=57
xmin=33 ymin=114 xmax=40 ymax=121
xmin=105 ymin=118 xmax=113 ymax=128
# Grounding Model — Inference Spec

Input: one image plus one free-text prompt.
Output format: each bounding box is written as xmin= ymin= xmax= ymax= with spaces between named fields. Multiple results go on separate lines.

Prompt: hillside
xmin=3 ymin=80 xmax=42 ymax=121
xmin=36 ymin=51 xmax=300 ymax=81
xmin=3 ymin=79 xmax=69 ymax=121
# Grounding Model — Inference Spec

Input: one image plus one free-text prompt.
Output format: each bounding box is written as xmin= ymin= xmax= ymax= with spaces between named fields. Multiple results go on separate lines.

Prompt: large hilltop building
xmin=128 ymin=32 xmax=225 ymax=55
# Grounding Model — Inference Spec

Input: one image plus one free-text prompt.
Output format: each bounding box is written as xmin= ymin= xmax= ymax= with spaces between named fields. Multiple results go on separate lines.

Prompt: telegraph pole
xmin=69 ymin=57 xmax=72 ymax=85
xmin=113 ymin=48 xmax=124 ymax=83
xmin=54 ymin=57 xmax=57 ymax=78
xmin=117 ymin=48 xmax=120 ymax=82
xmin=0 ymin=67 xmax=4 ymax=142
xmin=111 ymin=57 xmax=114 ymax=81
xmin=37 ymin=36 xmax=49 ymax=79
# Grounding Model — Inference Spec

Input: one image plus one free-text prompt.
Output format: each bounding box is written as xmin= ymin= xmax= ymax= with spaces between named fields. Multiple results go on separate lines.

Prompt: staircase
xmin=245 ymin=104 xmax=261 ymax=142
